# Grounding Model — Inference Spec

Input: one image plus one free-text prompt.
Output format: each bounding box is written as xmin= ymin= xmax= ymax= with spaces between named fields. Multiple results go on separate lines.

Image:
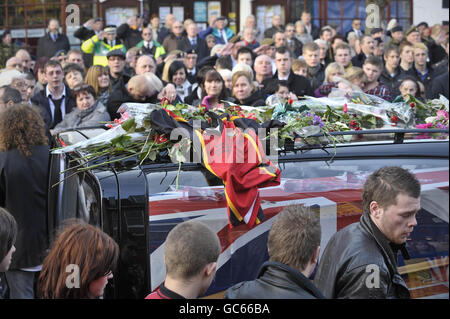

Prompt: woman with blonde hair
xmin=0 ymin=104 xmax=49 ymax=298
xmin=37 ymin=220 xmax=119 ymax=299
xmin=231 ymin=71 xmax=266 ymax=106
xmin=343 ymin=67 xmax=367 ymax=90
xmin=315 ymin=62 xmax=345 ymax=97
xmin=328 ymin=67 xmax=367 ymax=97
xmin=84 ymin=65 xmax=111 ymax=106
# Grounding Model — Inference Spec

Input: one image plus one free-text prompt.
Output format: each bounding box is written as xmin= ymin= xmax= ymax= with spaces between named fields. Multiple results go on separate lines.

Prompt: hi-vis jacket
xmin=81 ymin=35 xmax=126 ymax=66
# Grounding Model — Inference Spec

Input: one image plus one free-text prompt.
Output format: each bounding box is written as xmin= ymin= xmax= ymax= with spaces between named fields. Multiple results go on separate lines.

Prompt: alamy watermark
xmin=365 ymin=264 xmax=380 ymax=289
xmin=65 ymin=4 xmax=80 ymax=27
xmin=366 ymin=4 xmax=381 ymax=29
xmin=65 ymin=264 xmax=80 ymax=289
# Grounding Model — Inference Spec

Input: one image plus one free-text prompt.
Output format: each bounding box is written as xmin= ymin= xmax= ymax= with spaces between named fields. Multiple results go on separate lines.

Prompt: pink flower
xmin=415 ymin=123 xmax=434 ymax=129
xmin=436 ymin=110 xmax=449 ymax=120
xmin=343 ymin=103 xmax=348 ymax=114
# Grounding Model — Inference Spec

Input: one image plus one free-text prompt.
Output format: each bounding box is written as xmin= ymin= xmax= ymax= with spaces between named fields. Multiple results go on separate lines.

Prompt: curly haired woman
xmin=0 ymin=104 xmax=49 ymax=298
xmin=37 ymin=220 xmax=119 ymax=299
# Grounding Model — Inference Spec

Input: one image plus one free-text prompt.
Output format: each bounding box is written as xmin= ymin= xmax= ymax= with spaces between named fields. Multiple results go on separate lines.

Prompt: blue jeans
xmin=4 ymin=270 xmax=36 ymax=299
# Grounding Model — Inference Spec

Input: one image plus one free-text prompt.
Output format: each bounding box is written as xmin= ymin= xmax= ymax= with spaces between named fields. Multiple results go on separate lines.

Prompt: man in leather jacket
xmin=224 ymin=205 xmax=325 ymax=299
xmin=314 ymin=166 xmax=421 ymax=298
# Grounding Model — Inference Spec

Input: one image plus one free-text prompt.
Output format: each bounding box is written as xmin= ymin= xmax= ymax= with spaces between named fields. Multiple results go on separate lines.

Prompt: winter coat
xmin=136 ymin=40 xmax=166 ymax=59
xmin=177 ymin=35 xmax=210 ymax=61
xmin=0 ymin=145 xmax=49 ymax=269
xmin=0 ymin=43 xmax=19 ymax=69
xmin=53 ymin=100 xmax=111 ymax=134
xmin=107 ymin=84 xmax=159 ymax=120
xmin=212 ymin=28 xmax=235 ymax=45
xmin=231 ymin=89 xmax=267 ymax=106
xmin=81 ymin=35 xmax=126 ymax=67
xmin=36 ymin=33 xmax=70 ymax=59
xmin=314 ymin=212 xmax=411 ymax=299
xmin=117 ymin=23 xmax=142 ymax=49
xmin=31 ymin=85 xmax=77 ymax=130
xmin=224 ymin=261 xmax=325 ymax=299
xmin=262 ymin=72 xmax=314 ymax=98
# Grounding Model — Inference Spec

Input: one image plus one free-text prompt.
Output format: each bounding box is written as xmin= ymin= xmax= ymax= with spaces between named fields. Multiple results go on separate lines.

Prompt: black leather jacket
xmin=313 ymin=213 xmax=411 ymax=299
xmin=223 ymin=261 xmax=326 ymax=299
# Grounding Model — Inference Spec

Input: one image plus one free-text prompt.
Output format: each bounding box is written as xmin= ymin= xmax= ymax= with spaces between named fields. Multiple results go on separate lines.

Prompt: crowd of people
xmin=0 ymin=10 xmax=448 ymax=299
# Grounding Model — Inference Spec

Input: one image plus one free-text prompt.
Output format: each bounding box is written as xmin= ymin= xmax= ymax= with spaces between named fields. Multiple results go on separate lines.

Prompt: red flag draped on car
xmin=194 ymin=119 xmax=280 ymax=228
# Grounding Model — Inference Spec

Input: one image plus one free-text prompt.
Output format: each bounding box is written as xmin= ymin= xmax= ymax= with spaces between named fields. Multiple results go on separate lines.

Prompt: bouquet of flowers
xmin=52 ymin=93 xmax=449 ymax=178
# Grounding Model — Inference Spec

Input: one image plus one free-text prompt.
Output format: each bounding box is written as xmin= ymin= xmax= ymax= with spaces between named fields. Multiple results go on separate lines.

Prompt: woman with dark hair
xmin=32 ymin=56 xmax=49 ymax=94
xmin=184 ymin=66 xmax=215 ymax=105
xmin=168 ymin=60 xmax=192 ymax=103
xmin=0 ymin=208 xmax=17 ymax=299
xmin=231 ymin=71 xmax=266 ymax=106
xmin=0 ymin=104 xmax=49 ymax=299
xmin=37 ymin=220 xmax=119 ymax=299
xmin=52 ymin=83 xmax=110 ymax=135
xmin=193 ymin=69 xmax=230 ymax=109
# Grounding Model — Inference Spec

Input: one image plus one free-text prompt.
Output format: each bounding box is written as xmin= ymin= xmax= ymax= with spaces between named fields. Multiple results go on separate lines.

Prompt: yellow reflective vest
xmin=81 ymin=35 xmax=126 ymax=67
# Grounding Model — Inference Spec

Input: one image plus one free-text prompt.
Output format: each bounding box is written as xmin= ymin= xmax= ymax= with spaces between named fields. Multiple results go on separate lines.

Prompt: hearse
xmin=48 ymin=128 xmax=449 ymax=299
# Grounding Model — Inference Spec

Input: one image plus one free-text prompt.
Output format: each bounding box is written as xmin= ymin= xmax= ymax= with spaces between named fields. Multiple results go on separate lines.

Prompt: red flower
xmin=391 ymin=115 xmax=399 ymax=123
xmin=349 ymin=120 xmax=358 ymax=128
xmin=355 ymin=127 xmax=362 ymax=131
xmin=153 ymin=134 xmax=168 ymax=144
xmin=287 ymin=99 xmax=294 ymax=105
xmin=410 ymin=102 xmax=416 ymax=108
xmin=199 ymin=104 xmax=207 ymax=113
xmin=161 ymin=97 xmax=170 ymax=107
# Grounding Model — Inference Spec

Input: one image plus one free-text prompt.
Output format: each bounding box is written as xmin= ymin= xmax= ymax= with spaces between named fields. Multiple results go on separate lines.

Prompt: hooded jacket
xmin=313 ymin=212 xmax=411 ymax=299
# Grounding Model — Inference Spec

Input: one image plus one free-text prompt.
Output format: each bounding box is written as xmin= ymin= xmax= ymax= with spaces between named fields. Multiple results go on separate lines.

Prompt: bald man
xmin=158 ymin=14 xmax=176 ymax=44
xmin=107 ymin=74 xmax=157 ymax=119
xmin=5 ymin=56 xmax=23 ymax=72
xmin=15 ymin=49 xmax=33 ymax=73
xmin=135 ymin=55 xmax=157 ymax=75
xmin=162 ymin=21 xmax=184 ymax=53
xmin=254 ymin=54 xmax=273 ymax=85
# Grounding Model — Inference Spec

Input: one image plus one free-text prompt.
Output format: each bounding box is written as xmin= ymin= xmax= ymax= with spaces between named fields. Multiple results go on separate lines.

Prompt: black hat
xmin=94 ymin=17 xmax=103 ymax=22
xmin=370 ymin=28 xmax=383 ymax=35
xmin=417 ymin=22 xmax=429 ymax=29
xmin=183 ymin=48 xmax=197 ymax=55
xmin=107 ymin=49 xmax=126 ymax=59
xmin=216 ymin=16 xmax=227 ymax=21
xmin=54 ymin=49 xmax=67 ymax=57
xmin=391 ymin=26 xmax=403 ymax=33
